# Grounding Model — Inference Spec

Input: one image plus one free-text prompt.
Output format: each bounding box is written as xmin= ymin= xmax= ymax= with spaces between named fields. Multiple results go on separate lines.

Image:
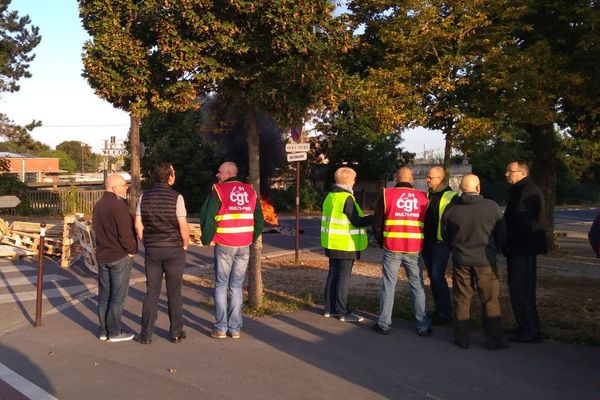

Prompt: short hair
xmin=334 ymin=167 xmax=356 ymax=185
xmin=509 ymin=160 xmax=529 ymax=175
xmin=153 ymin=162 xmax=174 ymax=183
xmin=428 ymin=165 xmax=445 ymax=179
xmin=396 ymin=166 xmax=413 ymax=183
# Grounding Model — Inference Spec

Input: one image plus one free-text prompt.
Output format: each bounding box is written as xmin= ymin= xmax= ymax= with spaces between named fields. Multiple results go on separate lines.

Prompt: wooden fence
xmin=24 ymin=190 xmax=106 ymax=216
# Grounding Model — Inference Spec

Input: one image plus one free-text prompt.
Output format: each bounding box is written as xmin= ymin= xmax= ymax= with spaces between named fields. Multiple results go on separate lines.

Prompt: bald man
xmin=200 ymin=162 xmax=264 ymax=338
xmin=93 ymin=174 xmax=137 ymax=342
xmin=441 ymin=174 xmax=507 ymax=350
xmin=372 ymin=167 xmax=432 ymax=336
xmin=422 ymin=165 xmax=458 ymax=325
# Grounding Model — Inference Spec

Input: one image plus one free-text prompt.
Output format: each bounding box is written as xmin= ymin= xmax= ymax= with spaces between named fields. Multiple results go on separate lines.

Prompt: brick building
xmin=0 ymin=152 xmax=63 ymax=183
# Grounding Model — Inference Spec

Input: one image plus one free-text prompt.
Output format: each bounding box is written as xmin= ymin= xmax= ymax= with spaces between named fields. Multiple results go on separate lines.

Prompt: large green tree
xmin=349 ymin=0 xmax=600 ymax=244
xmin=80 ymin=0 xmax=350 ymax=306
xmin=56 ymin=140 xmax=100 ymax=173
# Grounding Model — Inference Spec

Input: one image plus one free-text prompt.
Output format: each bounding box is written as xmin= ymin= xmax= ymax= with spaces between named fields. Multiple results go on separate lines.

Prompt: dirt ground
xmin=189 ymin=233 xmax=600 ymax=345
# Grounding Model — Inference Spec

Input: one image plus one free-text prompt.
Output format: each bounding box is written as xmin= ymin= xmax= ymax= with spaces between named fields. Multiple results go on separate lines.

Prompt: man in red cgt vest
xmin=200 ymin=162 xmax=264 ymax=339
xmin=372 ymin=166 xmax=432 ymax=336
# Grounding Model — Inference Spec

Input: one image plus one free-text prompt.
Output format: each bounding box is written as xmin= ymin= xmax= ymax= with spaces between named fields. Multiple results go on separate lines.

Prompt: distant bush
xmin=556 ymin=183 xmax=600 ymax=205
xmin=271 ymin=184 xmax=324 ymax=213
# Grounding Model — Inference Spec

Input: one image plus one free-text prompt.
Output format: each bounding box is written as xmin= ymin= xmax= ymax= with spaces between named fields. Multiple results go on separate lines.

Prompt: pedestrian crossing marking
xmin=0 ymin=362 xmax=58 ymax=400
xmin=0 ymin=265 xmax=36 ymax=274
xmin=0 ymin=284 xmax=94 ymax=304
xmin=0 ymin=274 xmax=69 ymax=288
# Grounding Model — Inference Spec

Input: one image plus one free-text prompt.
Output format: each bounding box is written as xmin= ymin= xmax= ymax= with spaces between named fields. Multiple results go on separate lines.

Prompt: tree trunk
xmin=443 ymin=131 xmax=453 ymax=186
xmin=245 ymin=107 xmax=263 ymax=307
xmin=527 ymin=123 xmax=556 ymax=250
xmin=129 ymin=114 xmax=141 ymax=214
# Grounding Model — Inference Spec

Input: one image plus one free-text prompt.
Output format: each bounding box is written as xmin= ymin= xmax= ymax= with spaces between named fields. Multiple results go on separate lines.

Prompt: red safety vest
xmin=383 ymin=187 xmax=428 ymax=253
xmin=213 ymin=181 xmax=257 ymax=247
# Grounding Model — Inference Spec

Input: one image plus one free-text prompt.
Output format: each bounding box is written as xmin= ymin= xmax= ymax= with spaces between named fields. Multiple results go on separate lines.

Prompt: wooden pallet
xmin=71 ymin=219 xmax=98 ymax=274
xmin=0 ymin=244 xmax=36 ymax=259
xmin=189 ymin=223 xmax=202 ymax=245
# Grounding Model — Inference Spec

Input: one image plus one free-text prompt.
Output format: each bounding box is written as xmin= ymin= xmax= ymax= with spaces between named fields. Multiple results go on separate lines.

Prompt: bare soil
xmin=247 ymin=234 xmax=600 ymax=345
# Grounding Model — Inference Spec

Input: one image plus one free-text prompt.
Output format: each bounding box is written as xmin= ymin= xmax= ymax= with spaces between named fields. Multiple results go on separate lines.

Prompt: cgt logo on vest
xmin=396 ymin=193 xmax=419 ymax=213
xmin=230 ymin=186 xmax=250 ymax=206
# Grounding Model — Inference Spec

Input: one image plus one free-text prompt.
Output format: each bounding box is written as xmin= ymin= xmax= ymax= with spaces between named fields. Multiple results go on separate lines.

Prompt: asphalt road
xmin=0 ymin=209 xmax=598 ymax=399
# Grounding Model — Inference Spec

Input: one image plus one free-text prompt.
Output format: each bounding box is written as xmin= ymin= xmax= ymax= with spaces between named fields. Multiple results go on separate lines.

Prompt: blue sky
xmin=1 ymin=0 xmax=443 ymax=156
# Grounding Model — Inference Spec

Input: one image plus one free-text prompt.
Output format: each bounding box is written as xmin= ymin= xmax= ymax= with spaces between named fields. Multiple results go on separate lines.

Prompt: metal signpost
xmin=285 ymin=141 xmax=309 ymax=264
xmin=35 ymin=222 xmax=46 ymax=327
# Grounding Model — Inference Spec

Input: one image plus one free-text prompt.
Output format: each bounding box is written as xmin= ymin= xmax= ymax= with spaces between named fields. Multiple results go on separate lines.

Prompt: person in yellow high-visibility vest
xmin=422 ymin=165 xmax=458 ymax=325
xmin=321 ymin=167 xmax=373 ymax=322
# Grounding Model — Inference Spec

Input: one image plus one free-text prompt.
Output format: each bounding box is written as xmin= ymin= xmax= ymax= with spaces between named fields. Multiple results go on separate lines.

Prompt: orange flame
xmin=260 ymin=198 xmax=279 ymax=225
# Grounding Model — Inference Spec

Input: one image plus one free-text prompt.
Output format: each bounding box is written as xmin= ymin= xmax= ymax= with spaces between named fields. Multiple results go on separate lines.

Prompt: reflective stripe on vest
xmin=213 ymin=181 xmax=257 ymax=247
xmin=320 ymin=192 xmax=368 ymax=252
xmin=427 ymin=190 xmax=457 ymax=241
xmin=383 ymin=187 xmax=428 ymax=252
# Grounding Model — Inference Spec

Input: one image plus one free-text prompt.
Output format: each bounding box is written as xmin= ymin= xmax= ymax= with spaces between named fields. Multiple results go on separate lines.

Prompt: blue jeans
xmin=214 ymin=245 xmax=250 ymax=334
xmin=422 ymin=242 xmax=452 ymax=319
xmin=98 ymin=255 xmax=133 ymax=337
xmin=378 ymin=250 xmax=430 ymax=331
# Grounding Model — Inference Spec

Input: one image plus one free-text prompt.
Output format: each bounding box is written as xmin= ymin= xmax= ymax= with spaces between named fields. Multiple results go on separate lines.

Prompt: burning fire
xmin=260 ymin=198 xmax=279 ymax=225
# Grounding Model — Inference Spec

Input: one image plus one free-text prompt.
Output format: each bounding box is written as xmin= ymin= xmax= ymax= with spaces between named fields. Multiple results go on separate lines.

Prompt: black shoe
xmin=135 ymin=336 xmax=152 ymax=345
xmin=431 ymin=315 xmax=453 ymax=326
xmin=503 ymin=327 xmax=522 ymax=335
xmin=417 ymin=328 xmax=433 ymax=337
xmin=486 ymin=341 xmax=509 ymax=350
xmin=509 ymin=333 xmax=542 ymax=343
xmin=371 ymin=323 xmax=390 ymax=335
xmin=454 ymin=339 xmax=470 ymax=349
xmin=170 ymin=330 xmax=187 ymax=343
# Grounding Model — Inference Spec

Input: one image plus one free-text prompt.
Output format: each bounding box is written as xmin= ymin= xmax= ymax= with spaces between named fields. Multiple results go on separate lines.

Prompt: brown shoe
xmin=227 ymin=331 xmax=241 ymax=339
xmin=210 ymin=329 xmax=226 ymax=339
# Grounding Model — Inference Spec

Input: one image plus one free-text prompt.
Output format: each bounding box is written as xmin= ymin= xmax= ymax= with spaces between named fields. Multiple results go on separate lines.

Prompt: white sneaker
xmin=339 ymin=313 xmax=364 ymax=322
xmin=99 ymin=334 xmax=108 ymax=341
xmin=108 ymin=332 xmax=135 ymax=342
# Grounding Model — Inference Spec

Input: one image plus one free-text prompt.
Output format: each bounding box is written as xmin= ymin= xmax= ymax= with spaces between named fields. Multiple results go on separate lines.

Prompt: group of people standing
xmin=92 ymin=158 xmax=595 ymax=348
xmin=320 ymin=161 xmax=548 ymax=349
xmin=92 ymin=161 xmax=262 ymax=344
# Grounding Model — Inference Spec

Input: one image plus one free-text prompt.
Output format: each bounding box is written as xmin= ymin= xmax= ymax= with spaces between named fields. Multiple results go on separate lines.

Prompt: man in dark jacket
xmin=321 ymin=167 xmax=373 ymax=322
xmin=589 ymin=210 xmax=600 ymax=258
xmin=422 ymin=165 xmax=458 ymax=325
xmin=93 ymin=174 xmax=137 ymax=342
xmin=135 ymin=163 xmax=189 ymax=344
xmin=503 ymin=160 xmax=547 ymax=343
xmin=442 ymin=174 xmax=507 ymax=350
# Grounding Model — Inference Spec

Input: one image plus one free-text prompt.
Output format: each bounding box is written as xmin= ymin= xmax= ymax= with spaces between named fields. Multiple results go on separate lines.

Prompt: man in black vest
xmin=504 ymin=160 xmax=547 ymax=343
xmin=135 ymin=162 xmax=189 ymax=344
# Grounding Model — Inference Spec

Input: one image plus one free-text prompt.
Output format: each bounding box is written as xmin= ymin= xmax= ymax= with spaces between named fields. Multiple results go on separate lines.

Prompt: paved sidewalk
xmin=0 ymin=279 xmax=598 ymax=400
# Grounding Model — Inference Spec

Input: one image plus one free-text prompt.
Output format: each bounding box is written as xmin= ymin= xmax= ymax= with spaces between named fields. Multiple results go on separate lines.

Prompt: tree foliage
xmin=316 ymin=99 xmax=414 ymax=185
xmin=0 ymin=0 xmax=41 ymax=94
xmin=56 ymin=140 xmax=100 ymax=172
xmin=137 ymin=108 xmax=220 ymax=212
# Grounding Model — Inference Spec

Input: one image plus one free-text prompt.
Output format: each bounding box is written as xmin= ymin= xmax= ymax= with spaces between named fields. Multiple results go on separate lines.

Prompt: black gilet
xmin=140 ymin=183 xmax=182 ymax=247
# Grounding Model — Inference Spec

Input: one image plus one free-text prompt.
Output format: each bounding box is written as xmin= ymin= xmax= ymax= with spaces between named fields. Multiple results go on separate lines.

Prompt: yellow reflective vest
xmin=321 ymin=192 xmax=368 ymax=251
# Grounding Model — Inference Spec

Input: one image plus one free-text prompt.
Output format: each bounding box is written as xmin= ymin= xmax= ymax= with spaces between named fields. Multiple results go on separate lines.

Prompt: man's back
xmin=443 ymin=194 xmax=506 ymax=267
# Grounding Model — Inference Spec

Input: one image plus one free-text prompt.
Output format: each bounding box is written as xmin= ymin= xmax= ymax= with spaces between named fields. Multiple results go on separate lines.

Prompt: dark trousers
xmin=452 ymin=265 xmax=504 ymax=346
xmin=140 ymin=247 xmax=186 ymax=339
xmin=423 ymin=242 xmax=452 ymax=319
xmin=324 ymin=258 xmax=354 ymax=316
xmin=507 ymin=255 xmax=541 ymax=337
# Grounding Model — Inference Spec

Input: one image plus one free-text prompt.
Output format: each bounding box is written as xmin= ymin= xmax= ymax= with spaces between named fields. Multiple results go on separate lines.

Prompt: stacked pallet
xmin=189 ymin=223 xmax=202 ymax=245
xmin=0 ymin=216 xmax=98 ymax=274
